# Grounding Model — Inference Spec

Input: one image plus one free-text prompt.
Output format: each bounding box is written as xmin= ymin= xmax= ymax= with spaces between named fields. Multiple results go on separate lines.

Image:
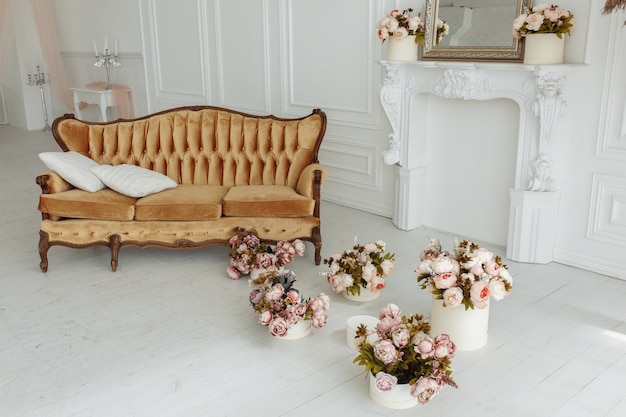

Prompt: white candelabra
xmin=27 ymin=66 xmax=51 ymax=131
xmin=94 ymin=39 xmax=121 ymax=90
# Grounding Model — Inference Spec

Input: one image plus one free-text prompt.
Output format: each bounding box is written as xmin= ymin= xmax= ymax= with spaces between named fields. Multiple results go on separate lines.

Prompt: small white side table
xmin=71 ymin=86 xmax=132 ymax=122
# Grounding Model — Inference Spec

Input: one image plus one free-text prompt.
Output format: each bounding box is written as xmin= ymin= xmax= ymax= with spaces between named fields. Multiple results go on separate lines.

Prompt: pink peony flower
xmin=434 ymin=334 xmax=456 ymax=358
xmin=374 ymin=372 xmax=398 ymax=392
xmin=391 ymin=325 xmax=411 ymax=348
xmin=379 ymin=303 xmax=401 ymax=319
xmin=286 ymin=290 xmax=300 ymax=303
xmin=416 ymin=336 xmax=435 ymax=358
xmin=433 ymin=272 xmax=458 ymax=289
xmin=368 ymin=275 xmax=386 ymax=293
xmin=226 ymin=265 xmax=241 ymax=280
xmin=392 ymin=27 xmax=409 ymax=40
xmin=484 ymin=260 xmax=500 ymax=277
xmin=259 ymin=310 xmax=272 ymax=326
xmin=470 ymin=281 xmax=490 ymax=309
xmin=488 ymin=279 xmax=507 ymax=301
xmin=442 ymin=287 xmax=463 ymax=307
xmin=293 ymin=239 xmax=305 ymax=256
xmin=410 ymin=377 xmax=440 ymax=405
xmin=249 ymin=288 xmax=265 ymax=305
xmin=311 ymin=314 xmax=327 ymax=329
xmin=431 ymin=256 xmax=455 ymax=274
xmin=268 ymin=317 xmax=289 ymax=337
xmin=265 ymin=284 xmax=285 ymax=301
xmin=381 ymin=259 xmax=394 ymax=276
xmin=373 ymin=339 xmax=400 ymax=365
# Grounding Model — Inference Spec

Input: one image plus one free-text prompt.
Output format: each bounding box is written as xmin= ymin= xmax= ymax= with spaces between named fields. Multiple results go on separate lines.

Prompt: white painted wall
xmin=3 ymin=0 xmax=626 ymax=278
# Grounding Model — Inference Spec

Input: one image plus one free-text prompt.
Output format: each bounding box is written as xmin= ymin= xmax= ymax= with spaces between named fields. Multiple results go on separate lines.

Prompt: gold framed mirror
xmin=420 ymin=0 xmax=527 ymax=62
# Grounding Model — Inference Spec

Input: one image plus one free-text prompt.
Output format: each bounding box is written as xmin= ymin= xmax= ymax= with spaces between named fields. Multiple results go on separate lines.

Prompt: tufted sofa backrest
xmin=52 ymin=107 xmax=326 ymax=188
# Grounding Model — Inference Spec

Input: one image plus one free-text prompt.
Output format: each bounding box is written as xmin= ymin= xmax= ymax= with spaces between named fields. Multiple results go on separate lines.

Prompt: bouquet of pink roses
xmin=416 ymin=238 xmax=513 ymax=310
xmin=323 ymin=240 xmax=395 ymax=296
xmin=226 ymin=227 xmax=305 ymax=279
xmin=249 ymin=269 xmax=330 ymax=337
xmin=354 ymin=303 xmax=458 ymax=406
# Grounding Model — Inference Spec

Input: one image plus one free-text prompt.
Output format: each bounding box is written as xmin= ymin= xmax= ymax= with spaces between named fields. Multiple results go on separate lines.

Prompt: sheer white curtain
xmin=0 ymin=0 xmax=17 ymax=84
xmin=29 ymin=0 xmax=73 ymax=110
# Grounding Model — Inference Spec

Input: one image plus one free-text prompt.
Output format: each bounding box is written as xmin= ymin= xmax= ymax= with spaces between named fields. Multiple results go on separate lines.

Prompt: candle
xmin=104 ymin=36 xmax=108 ymax=53
xmin=114 ymin=40 xmax=118 ymax=57
xmin=93 ymin=41 xmax=98 ymax=57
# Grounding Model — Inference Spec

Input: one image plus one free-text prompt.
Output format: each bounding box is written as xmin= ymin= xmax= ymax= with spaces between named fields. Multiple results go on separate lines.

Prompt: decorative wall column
xmin=379 ymin=61 xmax=575 ymax=263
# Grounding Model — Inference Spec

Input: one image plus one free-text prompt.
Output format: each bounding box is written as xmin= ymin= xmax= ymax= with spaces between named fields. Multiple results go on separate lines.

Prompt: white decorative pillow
xmin=89 ymin=164 xmax=177 ymax=198
xmin=38 ymin=151 xmax=105 ymax=192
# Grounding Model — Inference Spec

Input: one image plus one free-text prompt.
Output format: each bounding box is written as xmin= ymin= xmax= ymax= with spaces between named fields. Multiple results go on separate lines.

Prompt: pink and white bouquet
xmin=249 ymin=269 xmax=330 ymax=337
xmin=376 ymin=8 xmax=449 ymax=45
xmin=354 ymin=303 xmax=458 ymax=406
xmin=416 ymin=238 xmax=513 ymax=310
xmin=226 ymin=227 xmax=305 ymax=279
xmin=323 ymin=240 xmax=395 ymax=296
xmin=513 ymin=4 xmax=575 ymax=39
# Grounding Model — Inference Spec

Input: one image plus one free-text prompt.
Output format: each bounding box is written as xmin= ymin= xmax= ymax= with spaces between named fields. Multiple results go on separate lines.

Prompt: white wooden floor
xmin=1 ymin=124 xmax=625 ymax=417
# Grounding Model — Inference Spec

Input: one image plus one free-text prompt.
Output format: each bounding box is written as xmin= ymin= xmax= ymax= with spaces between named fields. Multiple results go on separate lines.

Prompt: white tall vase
xmin=523 ymin=33 xmax=565 ymax=65
xmin=429 ymin=297 xmax=490 ymax=351
xmin=387 ymin=35 xmax=418 ymax=61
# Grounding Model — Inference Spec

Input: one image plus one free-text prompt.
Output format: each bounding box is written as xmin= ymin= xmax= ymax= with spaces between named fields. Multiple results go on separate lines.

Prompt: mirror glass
xmin=421 ymin=0 xmax=526 ymax=62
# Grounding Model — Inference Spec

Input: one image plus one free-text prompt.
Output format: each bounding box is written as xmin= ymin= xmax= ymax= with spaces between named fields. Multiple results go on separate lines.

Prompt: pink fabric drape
xmin=29 ymin=0 xmax=73 ymax=111
xmin=0 ymin=0 xmax=17 ymax=84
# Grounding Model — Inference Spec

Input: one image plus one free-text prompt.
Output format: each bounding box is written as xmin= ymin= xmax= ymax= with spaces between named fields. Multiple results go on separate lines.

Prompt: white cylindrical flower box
xmin=387 ymin=35 xmax=418 ymax=61
xmin=343 ymin=288 xmax=380 ymax=302
xmin=368 ymin=373 xmax=417 ymax=409
xmin=523 ymin=33 xmax=565 ymax=65
xmin=429 ymin=297 xmax=490 ymax=351
xmin=346 ymin=315 xmax=379 ymax=349
xmin=278 ymin=319 xmax=311 ymax=340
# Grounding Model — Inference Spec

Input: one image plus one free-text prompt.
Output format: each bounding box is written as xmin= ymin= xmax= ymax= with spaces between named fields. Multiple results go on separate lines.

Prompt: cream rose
xmin=410 ymin=377 xmax=440 ymax=405
xmin=433 ymin=272 xmax=458 ymax=289
xmin=470 ymin=281 xmax=490 ymax=309
xmin=431 ymin=256 xmax=455 ymax=274
xmin=489 ymin=279 xmax=508 ymax=301
xmin=442 ymin=287 xmax=463 ymax=307
xmin=381 ymin=259 xmax=394 ymax=276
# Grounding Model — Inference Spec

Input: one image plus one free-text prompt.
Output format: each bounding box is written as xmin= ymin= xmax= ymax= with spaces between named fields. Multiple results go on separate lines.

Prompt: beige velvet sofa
xmin=36 ymin=106 xmax=327 ymax=272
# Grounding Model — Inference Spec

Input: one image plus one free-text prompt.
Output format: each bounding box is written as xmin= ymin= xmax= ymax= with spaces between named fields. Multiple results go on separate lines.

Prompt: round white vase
xmin=368 ymin=373 xmax=417 ymax=409
xmin=343 ymin=288 xmax=380 ymax=302
xmin=387 ymin=35 xmax=418 ymax=61
xmin=523 ymin=33 xmax=565 ymax=65
xmin=429 ymin=297 xmax=490 ymax=351
xmin=277 ymin=319 xmax=311 ymax=340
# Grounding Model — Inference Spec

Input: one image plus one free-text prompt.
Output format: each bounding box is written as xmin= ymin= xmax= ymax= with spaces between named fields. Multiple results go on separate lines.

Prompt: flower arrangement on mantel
xmin=249 ymin=269 xmax=330 ymax=337
xmin=354 ymin=303 xmax=458 ymax=405
xmin=513 ymin=4 xmax=575 ymax=39
xmin=226 ymin=227 xmax=305 ymax=280
xmin=416 ymin=238 xmax=513 ymax=310
xmin=376 ymin=8 xmax=449 ymax=45
xmin=323 ymin=240 xmax=395 ymax=296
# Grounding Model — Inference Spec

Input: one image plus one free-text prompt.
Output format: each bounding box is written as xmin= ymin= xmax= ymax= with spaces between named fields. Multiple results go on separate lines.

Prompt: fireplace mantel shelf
xmin=379 ymin=60 xmax=584 ymax=263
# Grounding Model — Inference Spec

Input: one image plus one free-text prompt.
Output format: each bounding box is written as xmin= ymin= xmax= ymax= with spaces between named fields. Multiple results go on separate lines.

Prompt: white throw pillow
xmin=89 ymin=164 xmax=177 ymax=198
xmin=38 ymin=151 xmax=106 ymax=192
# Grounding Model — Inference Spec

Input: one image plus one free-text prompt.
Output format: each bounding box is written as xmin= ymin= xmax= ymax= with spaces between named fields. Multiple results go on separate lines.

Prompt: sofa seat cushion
xmin=39 ymin=189 xmax=136 ymax=221
xmin=222 ymin=185 xmax=314 ymax=217
xmin=135 ymin=185 xmax=230 ymax=221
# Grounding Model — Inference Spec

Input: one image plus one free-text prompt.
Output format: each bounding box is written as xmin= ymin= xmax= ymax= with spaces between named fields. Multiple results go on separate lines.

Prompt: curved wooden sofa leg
xmin=38 ymin=230 xmax=50 ymax=272
xmin=312 ymin=226 xmax=322 ymax=265
xmin=109 ymin=234 xmax=121 ymax=272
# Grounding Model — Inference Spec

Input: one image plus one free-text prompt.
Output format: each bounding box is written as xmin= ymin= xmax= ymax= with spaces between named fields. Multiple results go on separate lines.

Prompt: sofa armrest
xmin=36 ymin=171 xmax=74 ymax=195
xmin=296 ymin=164 xmax=328 ymax=198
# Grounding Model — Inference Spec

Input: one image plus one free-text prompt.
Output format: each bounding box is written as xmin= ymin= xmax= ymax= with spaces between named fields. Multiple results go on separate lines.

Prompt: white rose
xmin=489 ymin=279 xmax=508 ymax=301
xmin=431 ymin=256 xmax=454 ymax=274
xmin=381 ymin=259 xmax=394 ymax=276
xmin=362 ymin=263 xmax=377 ymax=282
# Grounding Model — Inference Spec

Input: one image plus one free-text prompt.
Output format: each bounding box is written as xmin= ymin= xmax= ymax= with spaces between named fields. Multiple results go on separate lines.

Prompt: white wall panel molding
xmin=279 ymin=0 xmax=382 ymax=129
xmin=141 ymin=0 xmax=210 ymax=110
xmin=553 ymin=247 xmax=626 ymax=281
xmin=319 ymin=136 xmax=381 ymax=191
xmin=587 ymin=172 xmax=626 ymax=247
xmin=596 ymin=14 xmax=626 ymax=161
xmin=213 ymin=0 xmax=270 ymax=114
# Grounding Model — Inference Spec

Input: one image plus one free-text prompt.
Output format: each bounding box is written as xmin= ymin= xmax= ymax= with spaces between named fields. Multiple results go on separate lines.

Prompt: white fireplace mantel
xmin=379 ymin=60 xmax=579 ymax=263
